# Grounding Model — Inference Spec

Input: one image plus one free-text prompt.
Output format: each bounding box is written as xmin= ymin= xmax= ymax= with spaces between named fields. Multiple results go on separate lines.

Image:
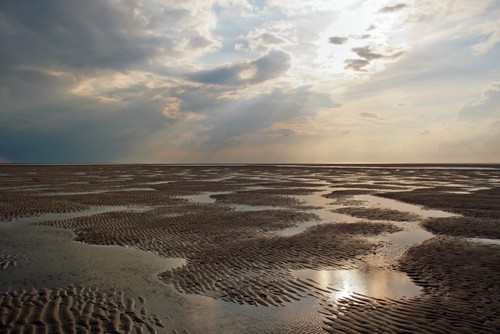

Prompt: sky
xmin=0 ymin=0 xmax=499 ymax=163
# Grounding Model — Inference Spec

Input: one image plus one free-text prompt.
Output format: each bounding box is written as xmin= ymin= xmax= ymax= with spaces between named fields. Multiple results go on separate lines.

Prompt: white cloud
xmin=459 ymin=83 xmax=500 ymax=120
xmin=471 ymin=17 xmax=500 ymax=53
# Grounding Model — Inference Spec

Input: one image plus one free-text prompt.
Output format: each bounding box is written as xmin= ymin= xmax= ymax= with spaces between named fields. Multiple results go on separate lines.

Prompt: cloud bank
xmin=1 ymin=0 xmax=499 ymax=163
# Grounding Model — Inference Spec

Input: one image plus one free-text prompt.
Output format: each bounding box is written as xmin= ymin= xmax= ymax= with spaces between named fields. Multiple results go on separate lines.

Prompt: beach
xmin=1 ymin=164 xmax=499 ymax=333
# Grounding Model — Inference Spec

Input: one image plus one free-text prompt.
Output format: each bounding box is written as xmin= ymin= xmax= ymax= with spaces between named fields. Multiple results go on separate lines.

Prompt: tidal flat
xmin=1 ymin=164 xmax=499 ymax=333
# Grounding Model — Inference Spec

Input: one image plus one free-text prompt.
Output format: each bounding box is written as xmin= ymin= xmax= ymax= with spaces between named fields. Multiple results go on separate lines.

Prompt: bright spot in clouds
xmin=0 ymin=0 xmax=499 ymax=163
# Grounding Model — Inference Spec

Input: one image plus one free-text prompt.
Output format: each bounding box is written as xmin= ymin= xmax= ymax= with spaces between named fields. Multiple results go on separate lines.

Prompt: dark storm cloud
xmin=0 ymin=0 xmax=221 ymax=162
xmin=0 ymin=0 xmax=171 ymax=72
xmin=0 ymin=62 xmax=169 ymax=162
xmin=187 ymin=50 xmax=290 ymax=86
xmin=329 ymin=36 xmax=348 ymax=45
xmin=0 ymin=98 xmax=166 ymax=163
xmin=378 ymin=4 xmax=408 ymax=13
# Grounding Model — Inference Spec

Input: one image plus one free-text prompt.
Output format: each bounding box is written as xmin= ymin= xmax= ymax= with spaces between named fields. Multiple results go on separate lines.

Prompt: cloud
xmin=359 ymin=112 xmax=383 ymax=120
xmin=196 ymin=86 xmax=336 ymax=148
xmin=1 ymin=0 xmax=498 ymax=163
xmin=0 ymin=93 xmax=167 ymax=163
xmin=0 ymin=0 xmax=220 ymax=73
xmin=0 ymin=58 xmax=175 ymax=162
xmin=328 ymin=36 xmax=348 ymax=45
xmin=378 ymin=4 xmax=408 ymax=13
xmin=352 ymin=46 xmax=384 ymax=60
xmin=239 ymin=22 xmax=295 ymax=51
xmin=258 ymin=33 xmax=287 ymax=46
xmin=187 ymin=50 xmax=290 ymax=86
xmin=471 ymin=18 xmax=500 ymax=54
xmin=459 ymin=83 xmax=500 ymax=120
xmin=345 ymin=46 xmax=404 ymax=71
xmin=344 ymin=59 xmax=370 ymax=71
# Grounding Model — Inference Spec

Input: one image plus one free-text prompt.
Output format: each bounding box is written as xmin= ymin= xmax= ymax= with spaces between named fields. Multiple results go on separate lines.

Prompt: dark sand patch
xmin=422 ymin=216 xmax=500 ymax=239
xmin=334 ymin=207 xmax=421 ymax=221
xmin=0 ymin=193 xmax=89 ymax=222
xmin=37 ymin=207 xmax=318 ymax=259
xmin=379 ymin=187 xmax=500 ymax=218
xmin=43 ymin=191 xmax=184 ymax=207
xmin=0 ymin=286 xmax=163 ymax=333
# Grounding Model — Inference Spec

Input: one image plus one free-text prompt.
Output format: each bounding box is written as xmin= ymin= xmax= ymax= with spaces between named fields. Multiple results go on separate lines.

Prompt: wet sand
xmin=323 ymin=238 xmax=500 ymax=333
xmin=0 ymin=286 xmax=163 ymax=333
xmin=0 ymin=254 xmax=22 ymax=270
xmin=1 ymin=164 xmax=499 ymax=333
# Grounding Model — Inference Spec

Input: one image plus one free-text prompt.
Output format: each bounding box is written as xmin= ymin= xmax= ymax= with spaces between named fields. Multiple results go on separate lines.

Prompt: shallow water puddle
xmin=44 ymin=190 xmax=111 ymax=196
xmin=273 ymin=190 xmax=358 ymax=237
xmin=182 ymin=191 xmax=231 ymax=204
xmin=0 ymin=224 xmax=185 ymax=291
xmin=0 ymin=185 xmax=50 ymax=191
xmin=355 ymin=194 xmax=456 ymax=218
xmin=384 ymin=226 xmax=434 ymax=245
xmin=120 ymin=187 xmax=156 ymax=191
xmin=0 ymin=205 xmax=153 ymax=226
xmin=44 ymin=187 xmax=157 ymax=196
xmin=292 ymin=268 xmax=421 ymax=299
xmin=467 ymin=237 xmax=500 ymax=246
xmin=144 ymin=180 xmax=172 ymax=185
xmin=273 ymin=189 xmax=456 ymax=264
xmin=0 ymin=210 xmax=189 ymax=332
xmin=233 ymin=204 xmax=277 ymax=211
xmin=183 ymin=191 xmax=279 ymax=212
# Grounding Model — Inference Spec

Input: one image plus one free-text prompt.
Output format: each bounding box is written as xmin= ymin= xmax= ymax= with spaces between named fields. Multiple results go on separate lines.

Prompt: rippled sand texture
xmin=0 ymin=286 xmax=162 ymax=333
xmin=0 ymin=254 xmax=22 ymax=270
xmin=1 ymin=164 xmax=500 ymax=333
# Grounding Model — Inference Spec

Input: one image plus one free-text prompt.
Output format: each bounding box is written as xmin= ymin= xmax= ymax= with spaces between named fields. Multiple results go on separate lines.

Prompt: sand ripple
xmin=0 ymin=254 xmax=23 ymax=270
xmin=0 ymin=286 xmax=163 ymax=333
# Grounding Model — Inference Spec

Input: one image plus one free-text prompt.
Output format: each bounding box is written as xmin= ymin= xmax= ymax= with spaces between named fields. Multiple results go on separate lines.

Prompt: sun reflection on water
xmin=293 ymin=268 xmax=421 ymax=301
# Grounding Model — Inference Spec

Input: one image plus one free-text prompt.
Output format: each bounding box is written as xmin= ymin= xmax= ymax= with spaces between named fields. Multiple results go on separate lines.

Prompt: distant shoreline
xmin=1 ymin=162 xmax=500 ymax=169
